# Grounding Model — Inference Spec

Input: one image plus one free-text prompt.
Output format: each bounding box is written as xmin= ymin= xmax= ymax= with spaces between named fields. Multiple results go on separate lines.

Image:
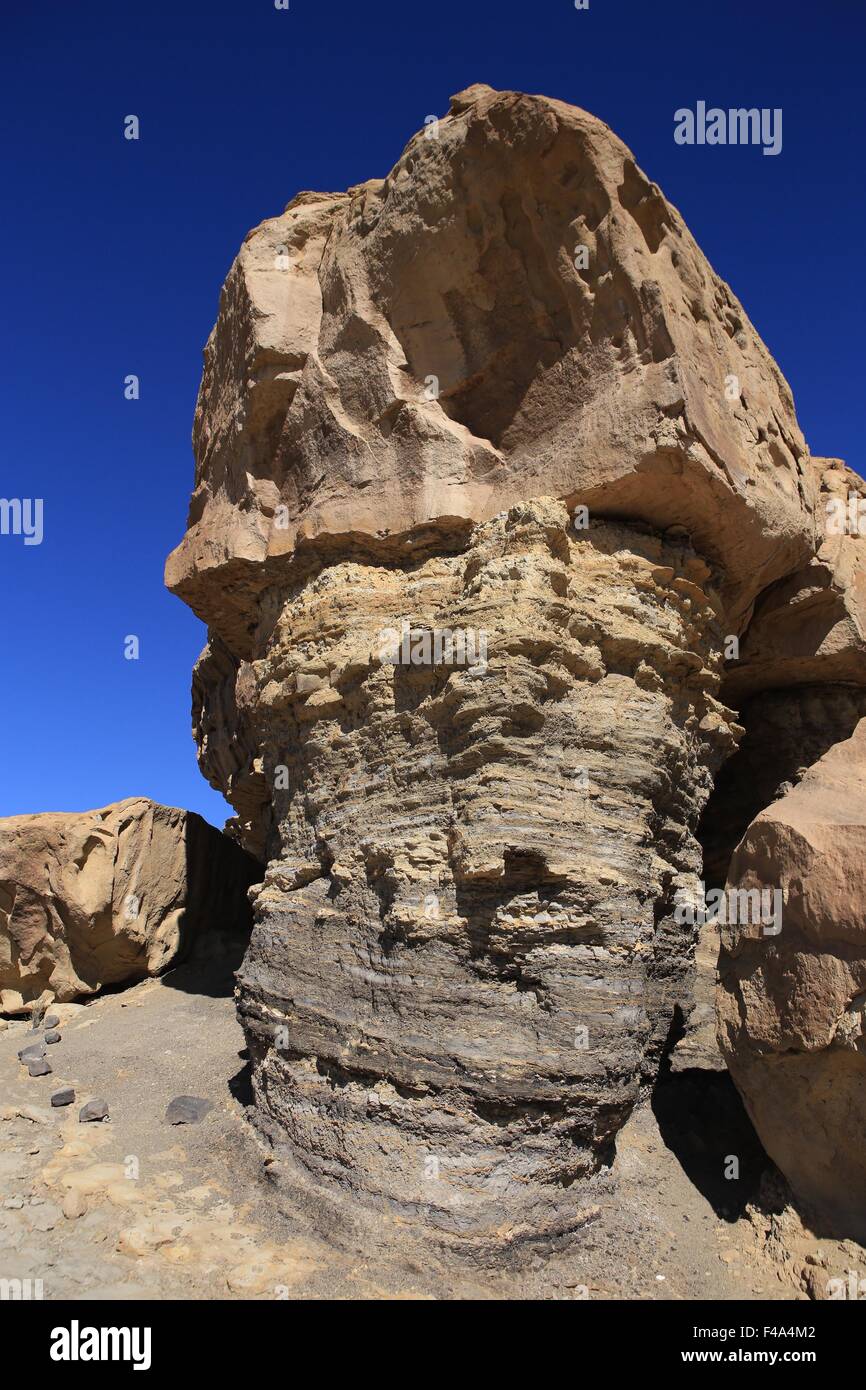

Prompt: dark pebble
xmin=79 ymin=1099 xmax=110 ymax=1124
xmin=28 ymin=1058 xmax=53 ymax=1077
xmin=44 ymin=1030 xmax=61 ymax=1044
xmin=165 ymin=1095 xmax=213 ymax=1125
xmin=50 ymin=1087 xmax=75 ymax=1107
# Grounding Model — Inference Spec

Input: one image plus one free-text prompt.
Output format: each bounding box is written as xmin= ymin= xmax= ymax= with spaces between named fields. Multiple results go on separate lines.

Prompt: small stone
xmin=62 ymin=1190 xmax=85 ymax=1220
xmin=79 ymin=1099 xmax=110 ymax=1124
xmin=50 ymin=1087 xmax=75 ymax=1108
xmin=28 ymin=1202 xmax=61 ymax=1232
xmin=28 ymin=1058 xmax=53 ymax=1077
xmin=18 ymin=1043 xmax=45 ymax=1064
xmin=3 ymin=1197 xmax=24 ymax=1210
xmin=165 ymin=1095 xmax=213 ymax=1125
xmin=43 ymin=1014 xmax=60 ymax=1028
xmin=44 ymin=1029 xmax=61 ymax=1044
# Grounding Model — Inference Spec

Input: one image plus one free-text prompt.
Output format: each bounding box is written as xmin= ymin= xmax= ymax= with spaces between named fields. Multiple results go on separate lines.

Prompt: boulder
xmin=165 ymin=1095 xmax=213 ymax=1125
xmin=79 ymin=1099 xmax=110 ymax=1124
xmin=718 ymin=721 xmax=866 ymax=1240
xmin=0 ymin=798 xmax=261 ymax=1012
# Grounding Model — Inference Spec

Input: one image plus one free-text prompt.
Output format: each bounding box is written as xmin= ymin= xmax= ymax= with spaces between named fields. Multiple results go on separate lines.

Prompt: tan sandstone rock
xmin=718 ymin=722 xmax=866 ymax=1241
xmin=0 ymin=799 xmax=261 ymax=1012
xmin=165 ymin=85 xmax=861 ymax=1251
xmin=166 ymin=84 xmax=816 ymax=656
xmin=725 ymin=459 xmax=866 ymax=702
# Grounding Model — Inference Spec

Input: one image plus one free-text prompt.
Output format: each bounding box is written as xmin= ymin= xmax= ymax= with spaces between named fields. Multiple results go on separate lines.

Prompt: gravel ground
xmin=0 ymin=960 xmax=854 ymax=1300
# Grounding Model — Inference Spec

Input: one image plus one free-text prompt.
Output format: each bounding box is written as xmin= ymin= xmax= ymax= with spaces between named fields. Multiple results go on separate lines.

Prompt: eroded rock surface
xmin=669 ymin=916 xmax=724 ymax=1073
xmin=0 ymin=799 xmax=261 ymax=1012
xmin=166 ymin=84 xmax=816 ymax=652
xmin=235 ymin=502 xmax=740 ymax=1245
xmin=193 ymin=635 xmax=271 ymax=861
xmin=718 ymin=723 xmax=866 ymax=1242
xmin=726 ymin=459 xmax=866 ymax=703
xmin=166 ymin=85 xmax=864 ymax=1248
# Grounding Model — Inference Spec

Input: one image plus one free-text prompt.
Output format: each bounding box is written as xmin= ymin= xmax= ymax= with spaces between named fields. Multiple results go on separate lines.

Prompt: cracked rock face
xmin=166 ymin=85 xmax=861 ymax=1247
xmin=0 ymin=799 xmax=261 ymax=1013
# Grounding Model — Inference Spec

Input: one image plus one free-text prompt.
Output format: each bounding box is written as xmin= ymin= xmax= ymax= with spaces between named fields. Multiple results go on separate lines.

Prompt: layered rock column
xmin=235 ymin=503 xmax=738 ymax=1239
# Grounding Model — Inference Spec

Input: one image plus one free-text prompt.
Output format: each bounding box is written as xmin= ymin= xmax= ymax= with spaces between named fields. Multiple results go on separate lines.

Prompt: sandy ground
xmin=1 ymin=959 xmax=863 ymax=1301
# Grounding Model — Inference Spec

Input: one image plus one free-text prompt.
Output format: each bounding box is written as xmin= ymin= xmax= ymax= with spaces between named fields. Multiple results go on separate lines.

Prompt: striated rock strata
xmin=0 ymin=798 xmax=261 ymax=1013
xmin=236 ymin=502 xmax=739 ymax=1243
xmin=166 ymin=85 xmax=865 ymax=1248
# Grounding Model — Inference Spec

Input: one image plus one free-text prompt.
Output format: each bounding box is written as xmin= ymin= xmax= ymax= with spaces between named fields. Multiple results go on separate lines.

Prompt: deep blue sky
xmin=1 ymin=0 xmax=863 ymax=827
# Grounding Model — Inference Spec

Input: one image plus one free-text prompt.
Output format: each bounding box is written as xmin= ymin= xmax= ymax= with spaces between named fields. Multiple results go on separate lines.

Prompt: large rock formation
xmin=166 ymin=84 xmax=863 ymax=1249
xmin=165 ymin=83 xmax=815 ymax=655
xmin=718 ymin=724 xmax=866 ymax=1241
xmin=0 ymin=798 xmax=261 ymax=1013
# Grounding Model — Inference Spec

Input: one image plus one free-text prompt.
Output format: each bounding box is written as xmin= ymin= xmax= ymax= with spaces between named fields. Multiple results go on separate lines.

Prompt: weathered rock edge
xmin=0 ymin=798 xmax=262 ymax=1012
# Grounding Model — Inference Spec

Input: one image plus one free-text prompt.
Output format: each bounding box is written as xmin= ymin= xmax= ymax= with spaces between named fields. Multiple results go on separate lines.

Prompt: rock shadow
xmin=651 ymin=1054 xmax=770 ymax=1221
